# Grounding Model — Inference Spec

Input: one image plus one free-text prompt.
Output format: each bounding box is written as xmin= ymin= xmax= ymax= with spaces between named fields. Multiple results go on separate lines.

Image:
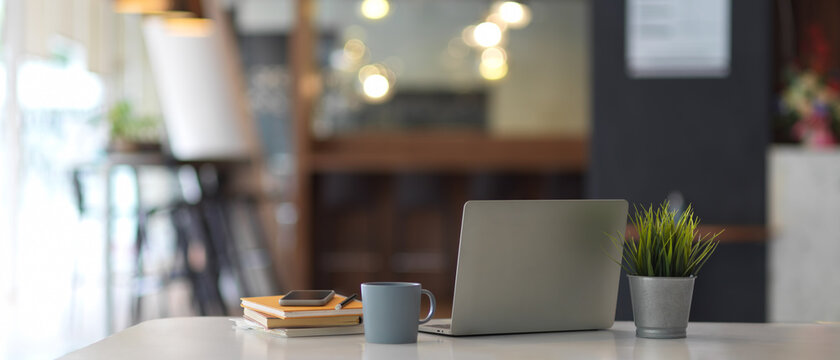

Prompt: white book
xmin=231 ymin=318 xmax=364 ymax=338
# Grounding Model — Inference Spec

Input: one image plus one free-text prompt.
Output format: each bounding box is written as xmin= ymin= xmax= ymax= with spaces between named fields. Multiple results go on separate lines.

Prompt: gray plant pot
xmin=628 ymin=275 xmax=695 ymax=339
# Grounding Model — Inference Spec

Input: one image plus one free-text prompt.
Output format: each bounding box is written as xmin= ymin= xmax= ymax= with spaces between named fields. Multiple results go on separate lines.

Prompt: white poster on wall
xmin=626 ymin=0 xmax=731 ymax=78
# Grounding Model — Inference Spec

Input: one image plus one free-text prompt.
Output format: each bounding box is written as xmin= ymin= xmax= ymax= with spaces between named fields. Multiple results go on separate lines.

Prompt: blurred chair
xmin=130 ymin=162 xmax=280 ymax=322
xmin=124 ymin=1 xmax=282 ymax=323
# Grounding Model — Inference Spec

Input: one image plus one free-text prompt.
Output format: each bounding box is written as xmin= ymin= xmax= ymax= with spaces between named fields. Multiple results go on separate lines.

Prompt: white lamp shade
xmin=143 ymin=17 xmax=250 ymax=161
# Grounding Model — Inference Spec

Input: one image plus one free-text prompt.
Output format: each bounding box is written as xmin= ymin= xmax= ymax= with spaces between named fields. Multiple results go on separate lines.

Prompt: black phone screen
xmin=283 ymin=290 xmax=333 ymax=300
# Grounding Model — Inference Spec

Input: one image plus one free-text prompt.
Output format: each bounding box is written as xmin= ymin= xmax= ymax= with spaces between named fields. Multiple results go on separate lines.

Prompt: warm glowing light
xmin=162 ymin=18 xmax=213 ymax=37
xmin=362 ymin=74 xmax=390 ymax=99
xmin=361 ymin=0 xmax=390 ymax=20
xmin=485 ymin=13 xmax=508 ymax=32
xmin=499 ymin=2 xmax=524 ymax=23
xmin=114 ymin=0 xmax=169 ymax=13
xmin=479 ymin=62 xmax=508 ymax=81
xmin=497 ymin=1 xmax=531 ymax=29
xmin=332 ymin=39 xmax=367 ymax=71
xmin=343 ymin=39 xmax=367 ymax=61
xmin=461 ymin=25 xmax=479 ymax=47
xmin=358 ymin=64 xmax=395 ymax=102
xmin=479 ymin=47 xmax=508 ymax=80
xmin=481 ymin=47 xmax=507 ymax=69
xmin=358 ymin=64 xmax=382 ymax=83
xmin=473 ymin=22 xmax=503 ymax=48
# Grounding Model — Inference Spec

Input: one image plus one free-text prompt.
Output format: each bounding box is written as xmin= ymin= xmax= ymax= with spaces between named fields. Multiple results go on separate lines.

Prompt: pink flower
xmin=793 ymin=111 xmax=837 ymax=148
xmin=810 ymin=127 xmax=836 ymax=147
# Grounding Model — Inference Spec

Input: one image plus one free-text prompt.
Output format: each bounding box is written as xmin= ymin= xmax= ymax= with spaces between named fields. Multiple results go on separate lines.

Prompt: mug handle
xmin=418 ymin=289 xmax=436 ymax=324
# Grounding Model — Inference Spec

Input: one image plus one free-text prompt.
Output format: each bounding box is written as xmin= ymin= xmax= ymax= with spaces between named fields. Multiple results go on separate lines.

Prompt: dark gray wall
xmin=589 ymin=0 xmax=772 ymax=321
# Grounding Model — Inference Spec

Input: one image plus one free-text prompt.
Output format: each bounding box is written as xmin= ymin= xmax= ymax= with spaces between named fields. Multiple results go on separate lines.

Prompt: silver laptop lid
xmin=449 ymin=200 xmax=628 ymax=335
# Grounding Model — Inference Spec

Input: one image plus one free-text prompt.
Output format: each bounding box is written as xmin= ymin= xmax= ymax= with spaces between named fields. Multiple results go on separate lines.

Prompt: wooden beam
xmin=624 ymin=225 xmax=767 ymax=243
xmin=290 ymin=0 xmax=317 ymax=289
xmin=311 ymin=133 xmax=588 ymax=173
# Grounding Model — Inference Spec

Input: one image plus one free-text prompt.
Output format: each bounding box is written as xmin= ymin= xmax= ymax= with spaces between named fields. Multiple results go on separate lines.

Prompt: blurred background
xmin=0 ymin=0 xmax=838 ymax=358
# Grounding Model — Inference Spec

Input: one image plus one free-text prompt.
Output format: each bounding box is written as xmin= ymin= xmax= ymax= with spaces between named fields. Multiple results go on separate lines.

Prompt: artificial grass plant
xmin=609 ymin=201 xmax=721 ymax=277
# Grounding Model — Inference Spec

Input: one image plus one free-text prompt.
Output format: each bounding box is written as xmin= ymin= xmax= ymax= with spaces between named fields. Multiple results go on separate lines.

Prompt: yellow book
xmin=243 ymin=308 xmax=360 ymax=328
xmin=240 ymin=294 xmax=363 ymax=318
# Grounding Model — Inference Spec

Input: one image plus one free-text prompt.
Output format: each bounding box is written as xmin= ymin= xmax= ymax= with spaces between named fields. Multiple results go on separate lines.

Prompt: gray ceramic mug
xmin=361 ymin=282 xmax=436 ymax=344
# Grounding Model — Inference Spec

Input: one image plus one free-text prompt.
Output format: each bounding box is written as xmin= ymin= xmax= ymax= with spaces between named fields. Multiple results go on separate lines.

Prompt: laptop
xmin=419 ymin=199 xmax=628 ymax=336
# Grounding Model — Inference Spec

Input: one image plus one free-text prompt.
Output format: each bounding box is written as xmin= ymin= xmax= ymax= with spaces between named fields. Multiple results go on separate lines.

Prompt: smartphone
xmin=278 ymin=290 xmax=335 ymax=306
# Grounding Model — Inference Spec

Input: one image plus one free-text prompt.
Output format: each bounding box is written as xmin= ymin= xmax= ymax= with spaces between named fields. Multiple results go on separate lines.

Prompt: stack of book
xmin=238 ymin=294 xmax=364 ymax=337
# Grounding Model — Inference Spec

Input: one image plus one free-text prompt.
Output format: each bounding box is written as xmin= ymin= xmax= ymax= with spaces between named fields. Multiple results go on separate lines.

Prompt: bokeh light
xmin=332 ymin=39 xmax=368 ymax=71
xmin=358 ymin=64 xmax=383 ymax=83
xmin=473 ymin=22 xmax=503 ymax=48
xmin=496 ymin=1 xmax=531 ymax=29
xmin=362 ymin=74 xmax=390 ymax=99
xmin=361 ymin=0 xmax=390 ymax=20
xmin=343 ymin=39 xmax=367 ymax=61
xmin=485 ymin=13 xmax=509 ymax=32
xmin=481 ymin=47 xmax=507 ymax=69
xmin=357 ymin=64 xmax=395 ymax=102
xmin=461 ymin=25 xmax=479 ymax=47
xmin=479 ymin=62 xmax=508 ymax=81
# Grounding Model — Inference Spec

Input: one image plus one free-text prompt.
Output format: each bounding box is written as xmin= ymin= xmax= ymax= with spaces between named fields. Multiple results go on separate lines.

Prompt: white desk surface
xmin=60 ymin=317 xmax=840 ymax=359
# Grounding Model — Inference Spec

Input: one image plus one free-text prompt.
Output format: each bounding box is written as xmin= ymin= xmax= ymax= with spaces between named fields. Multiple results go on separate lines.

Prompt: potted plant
xmin=106 ymin=100 xmax=162 ymax=153
xmin=609 ymin=201 xmax=721 ymax=339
